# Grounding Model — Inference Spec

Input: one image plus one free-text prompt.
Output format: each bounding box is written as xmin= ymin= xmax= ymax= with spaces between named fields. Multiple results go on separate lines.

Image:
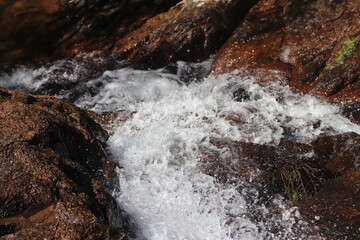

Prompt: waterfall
xmin=1 ymin=57 xmax=359 ymax=240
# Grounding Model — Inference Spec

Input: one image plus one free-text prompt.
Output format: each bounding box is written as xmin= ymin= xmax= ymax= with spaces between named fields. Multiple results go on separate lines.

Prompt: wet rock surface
xmin=212 ymin=0 xmax=360 ymax=105
xmin=0 ymin=87 xmax=130 ymax=239
xmin=297 ymin=133 xmax=360 ymax=240
xmin=1 ymin=0 xmax=360 ymax=239
xmin=0 ymin=0 xmax=180 ymax=65
xmin=198 ymin=132 xmax=360 ymax=239
xmin=112 ymin=0 xmax=258 ymax=68
xmin=0 ymin=0 xmax=258 ymax=68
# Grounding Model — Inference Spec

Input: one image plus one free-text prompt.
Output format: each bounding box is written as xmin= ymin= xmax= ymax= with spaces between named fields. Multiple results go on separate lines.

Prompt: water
xmin=1 ymin=57 xmax=359 ymax=239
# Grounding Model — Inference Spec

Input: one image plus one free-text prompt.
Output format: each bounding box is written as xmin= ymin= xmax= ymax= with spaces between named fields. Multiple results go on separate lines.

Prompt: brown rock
xmin=0 ymin=0 xmax=180 ymax=65
xmin=297 ymin=170 xmax=360 ymax=240
xmin=0 ymin=87 xmax=129 ymax=239
xmin=293 ymin=132 xmax=360 ymax=239
xmin=199 ymin=137 xmax=314 ymax=189
xmin=199 ymin=132 xmax=360 ymax=238
xmin=212 ymin=0 xmax=360 ymax=103
xmin=0 ymin=0 xmax=259 ymax=69
xmin=112 ymin=0 xmax=258 ymax=68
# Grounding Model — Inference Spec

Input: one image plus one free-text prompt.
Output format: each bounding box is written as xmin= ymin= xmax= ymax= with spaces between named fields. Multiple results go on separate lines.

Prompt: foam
xmin=1 ymin=59 xmax=358 ymax=240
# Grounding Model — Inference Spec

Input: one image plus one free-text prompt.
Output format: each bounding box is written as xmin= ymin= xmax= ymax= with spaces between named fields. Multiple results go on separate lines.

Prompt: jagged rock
xmin=199 ymin=137 xmax=315 ymax=190
xmin=0 ymin=0 xmax=258 ymax=68
xmin=199 ymin=132 xmax=360 ymax=239
xmin=0 ymin=0 xmax=180 ymax=65
xmin=112 ymin=0 xmax=257 ymax=68
xmin=0 ymin=87 xmax=130 ymax=239
xmin=297 ymin=170 xmax=360 ymax=240
xmin=295 ymin=132 xmax=360 ymax=240
xmin=212 ymin=0 xmax=360 ymax=104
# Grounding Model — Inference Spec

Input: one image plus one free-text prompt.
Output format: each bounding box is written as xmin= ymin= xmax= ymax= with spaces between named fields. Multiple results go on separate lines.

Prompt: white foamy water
xmin=1 ymin=59 xmax=360 ymax=240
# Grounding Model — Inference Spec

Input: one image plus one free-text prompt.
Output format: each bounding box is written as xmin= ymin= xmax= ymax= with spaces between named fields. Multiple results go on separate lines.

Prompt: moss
xmin=273 ymin=162 xmax=325 ymax=202
xmin=325 ymin=39 xmax=358 ymax=70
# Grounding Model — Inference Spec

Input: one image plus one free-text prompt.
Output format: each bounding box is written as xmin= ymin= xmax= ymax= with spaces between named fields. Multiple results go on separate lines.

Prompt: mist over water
xmin=1 ymin=57 xmax=359 ymax=239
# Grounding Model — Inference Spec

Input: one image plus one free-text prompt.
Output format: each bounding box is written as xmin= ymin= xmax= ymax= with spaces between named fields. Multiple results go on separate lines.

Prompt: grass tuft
xmin=273 ymin=162 xmax=325 ymax=202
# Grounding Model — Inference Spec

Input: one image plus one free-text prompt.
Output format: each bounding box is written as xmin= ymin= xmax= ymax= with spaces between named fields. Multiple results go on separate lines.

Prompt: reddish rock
xmin=211 ymin=0 xmax=292 ymax=82
xmin=199 ymin=132 xmax=360 ymax=239
xmin=199 ymin=137 xmax=315 ymax=188
xmin=212 ymin=0 xmax=360 ymax=103
xmin=293 ymin=132 xmax=360 ymax=239
xmin=0 ymin=0 xmax=259 ymax=68
xmin=112 ymin=0 xmax=258 ymax=68
xmin=0 ymin=87 xmax=130 ymax=239
xmin=297 ymin=170 xmax=360 ymax=240
xmin=0 ymin=0 xmax=180 ymax=65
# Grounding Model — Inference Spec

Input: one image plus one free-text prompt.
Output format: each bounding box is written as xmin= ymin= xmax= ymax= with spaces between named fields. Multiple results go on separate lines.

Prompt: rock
xmin=0 ymin=87 xmax=130 ymax=239
xmin=297 ymin=170 xmax=360 ymax=240
xmin=212 ymin=0 xmax=360 ymax=103
xmin=295 ymin=132 xmax=360 ymax=239
xmin=199 ymin=132 xmax=360 ymax=239
xmin=112 ymin=0 xmax=258 ymax=68
xmin=0 ymin=0 xmax=259 ymax=68
xmin=199 ymin=137 xmax=315 ymax=192
xmin=0 ymin=0 xmax=180 ymax=65
xmin=54 ymin=0 xmax=182 ymax=61
xmin=233 ymin=87 xmax=250 ymax=102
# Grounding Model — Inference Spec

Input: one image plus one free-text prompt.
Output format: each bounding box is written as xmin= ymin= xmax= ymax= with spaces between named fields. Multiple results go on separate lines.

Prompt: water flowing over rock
xmin=1 ymin=0 xmax=360 ymax=239
xmin=297 ymin=133 xmax=360 ymax=240
xmin=212 ymin=0 xmax=360 ymax=105
xmin=0 ymin=88 xmax=130 ymax=239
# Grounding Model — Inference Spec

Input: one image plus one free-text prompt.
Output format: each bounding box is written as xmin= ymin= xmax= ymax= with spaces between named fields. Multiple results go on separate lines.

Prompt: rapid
xmin=1 ymin=56 xmax=359 ymax=240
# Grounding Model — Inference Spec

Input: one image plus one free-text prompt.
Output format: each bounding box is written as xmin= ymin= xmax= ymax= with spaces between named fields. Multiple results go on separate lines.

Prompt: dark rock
xmin=297 ymin=170 xmax=360 ymax=240
xmin=0 ymin=87 xmax=130 ymax=239
xmin=212 ymin=0 xmax=360 ymax=104
xmin=233 ymin=87 xmax=250 ymax=102
xmin=0 ymin=0 xmax=259 ymax=69
xmin=0 ymin=0 xmax=180 ymax=65
xmin=199 ymin=137 xmax=315 ymax=191
xmin=341 ymin=102 xmax=360 ymax=124
xmin=199 ymin=131 xmax=360 ymax=238
xmin=113 ymin=0 xmax=258 ymax=68
xmin=294 ymin=132 xmax=360 ymax=239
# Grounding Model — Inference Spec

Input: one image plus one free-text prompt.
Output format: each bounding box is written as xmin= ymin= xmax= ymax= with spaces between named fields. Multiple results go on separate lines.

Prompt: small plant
xmin=273 ymin=162 xmax=325 ymax=202
xmin=325 ymin=39 xmax=358 ymax=70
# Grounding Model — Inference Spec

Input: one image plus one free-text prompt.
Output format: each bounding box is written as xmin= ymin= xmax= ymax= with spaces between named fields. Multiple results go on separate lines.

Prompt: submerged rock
xmin=212 ymin=0 xmax=360 ymax=104
xmin=0 ymin=87 xmax=130 ymax=239
xmin=199 ymin=131 xmax=360 ymax=239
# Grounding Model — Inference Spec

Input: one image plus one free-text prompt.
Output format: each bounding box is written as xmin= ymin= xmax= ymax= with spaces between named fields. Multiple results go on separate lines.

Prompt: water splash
xmin=1 ymin=58 xmax=358 ymax=239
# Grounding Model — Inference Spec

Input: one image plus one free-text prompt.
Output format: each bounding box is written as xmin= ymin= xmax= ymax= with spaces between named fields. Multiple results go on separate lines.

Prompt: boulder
xmin=0 ymin=0 xmax=180 ymax=65
xmin=0 ymin=0 xmax=259 ymax=68
xmin=112 ymin=0 xmax=258 ymax=68
xmin=296 ymin=132 xmax=360 ymax=240
xmin=0 ymin=87 xmax=130 ymax=239
xmin=199 ymin=131 xmax=360 ymax=239
xmin=212 ymin=0 xmax=360 ymax=104
xmin=199 ymin=137 xmax=316 ymax=194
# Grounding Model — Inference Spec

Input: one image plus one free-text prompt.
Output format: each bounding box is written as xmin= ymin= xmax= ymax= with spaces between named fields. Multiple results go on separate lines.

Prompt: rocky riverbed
xmin=0 ymin=0 xmax=359 ymax=239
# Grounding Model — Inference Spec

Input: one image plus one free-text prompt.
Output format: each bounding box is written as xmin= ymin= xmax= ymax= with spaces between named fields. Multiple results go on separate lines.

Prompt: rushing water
xmin=1 ymin=56 xmax=360 ymax=240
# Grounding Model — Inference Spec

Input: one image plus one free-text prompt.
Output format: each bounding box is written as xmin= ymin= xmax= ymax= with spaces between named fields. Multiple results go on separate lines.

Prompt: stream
xmin=1 ymin=55 xmax=359 ymax=240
